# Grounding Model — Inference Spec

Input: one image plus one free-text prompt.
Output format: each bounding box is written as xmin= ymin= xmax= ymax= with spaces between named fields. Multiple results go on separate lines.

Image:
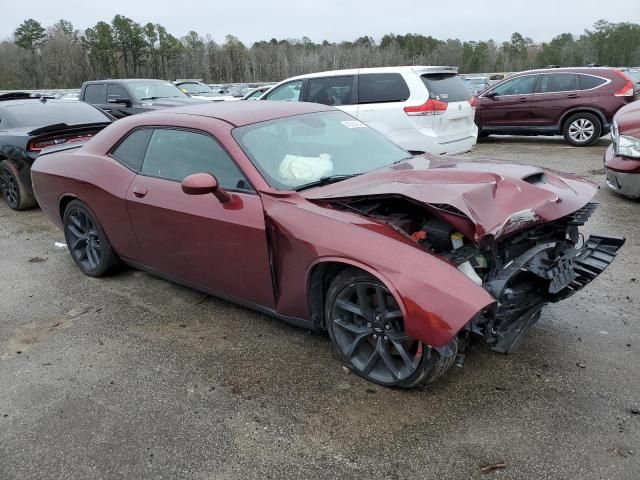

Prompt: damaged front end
xmin=330 ymin=197 xmax=625 ymax=353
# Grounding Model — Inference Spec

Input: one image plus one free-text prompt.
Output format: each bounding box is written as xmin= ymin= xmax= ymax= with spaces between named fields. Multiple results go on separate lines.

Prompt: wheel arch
xmin=559 ymin=107 xmax=606 ymax=132
xmin=307 ymin=257 xmax=406 ymax=331
xmin=58 ymin=193 xmax=79 ymax=222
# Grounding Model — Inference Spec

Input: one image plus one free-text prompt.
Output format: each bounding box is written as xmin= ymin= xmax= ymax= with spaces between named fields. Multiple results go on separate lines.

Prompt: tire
xmin=325 ymin=268 xmax=458 ymax=389
xmin=0 ymin=159 xmax=37 ymax=210
xmin=563 ymin=112 xmax=601 ymax=146
xmin=63 ymin=200 xmax=119 ymax=277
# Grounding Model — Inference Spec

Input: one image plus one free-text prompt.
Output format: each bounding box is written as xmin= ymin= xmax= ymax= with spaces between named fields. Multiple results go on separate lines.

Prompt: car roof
xmin=511 ymin=67 xmax=621 ymax=76
xmin=0 ymin=98 xmax=89 ymax=108
xmin=151 ymin=100 xmax=335 ymax=127
xmin=282 ymin=65 xmax=459 ymax=81
xmin=83 ymin=79 xmax=172 ymax=84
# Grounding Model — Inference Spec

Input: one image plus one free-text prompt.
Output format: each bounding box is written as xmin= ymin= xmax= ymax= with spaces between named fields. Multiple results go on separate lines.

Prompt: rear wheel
xmin=0 ymin=160 xmax=37 ymax=210
xmin=563 ymin=112 xmax=601 ymax=146
xmin=325 ymin=268 xmax=457 ymax=389
xmin=63 ymin=200 xmax=119 ymax=277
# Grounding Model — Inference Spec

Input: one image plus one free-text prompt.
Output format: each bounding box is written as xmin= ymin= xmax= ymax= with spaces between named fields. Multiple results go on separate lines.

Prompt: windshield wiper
xmin=294 ymin=174 xmax=359 ymax=192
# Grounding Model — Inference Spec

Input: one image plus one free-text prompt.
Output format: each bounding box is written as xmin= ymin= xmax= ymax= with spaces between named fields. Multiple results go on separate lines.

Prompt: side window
xmin=107 ymin=84 xmax=130 ymax=100
xmin=84 ymin=84 xmax=107 ymax=104
xmin=265 ymin=80 xmax=303 ymax=101
xmin=492 ymin=75 xmax=538 ymax=96
xmin=306 ymin=76 xmax=354 ymax=106
xmin=141 ymin=129 xmax=251 ymax=191
xmin=537 ymin=74 xmax=578 ymax=93
xmin=357 ymin=73 xmax=410 ymax=104
xmin=111 ymin=129 xmax=152 ymax=171
xmin=578 ymin=75 xmax=608 ymax=90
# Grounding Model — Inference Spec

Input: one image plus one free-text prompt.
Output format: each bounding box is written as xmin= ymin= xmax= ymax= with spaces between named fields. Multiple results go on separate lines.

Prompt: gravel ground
xmin=0 ymin=135 xmax=638 ymax=479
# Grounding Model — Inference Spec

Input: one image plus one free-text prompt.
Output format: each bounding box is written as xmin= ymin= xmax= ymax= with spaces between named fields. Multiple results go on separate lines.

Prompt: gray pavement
xmin=0 ymin=135 xmax=638 ymax=479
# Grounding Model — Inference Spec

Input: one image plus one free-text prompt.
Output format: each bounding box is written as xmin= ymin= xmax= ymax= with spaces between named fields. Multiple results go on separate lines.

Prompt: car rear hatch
xmin=417 ymin=71 xmax=476 ymax=145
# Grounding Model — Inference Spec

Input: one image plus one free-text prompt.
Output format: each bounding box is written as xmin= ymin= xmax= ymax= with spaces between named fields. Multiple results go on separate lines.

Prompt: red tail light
xmin=614 ymin=70 xmax=635 ymax=97
xmin=404 ymin=98 xmax=448 ymax=116
xmin=468 ymin=96 xmax=478 ymax=109
xmin=28 ymin=133 xmax=95 ymax=152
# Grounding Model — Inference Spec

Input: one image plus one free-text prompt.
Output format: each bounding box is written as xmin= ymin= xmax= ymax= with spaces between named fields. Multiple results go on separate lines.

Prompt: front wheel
xmin=63 ymin=200 xmax=119 ymax=277
xmin=325 ymin=268 xmax=457 ymax=389
xmin=563 ymin=113 xmax=601 ymax=146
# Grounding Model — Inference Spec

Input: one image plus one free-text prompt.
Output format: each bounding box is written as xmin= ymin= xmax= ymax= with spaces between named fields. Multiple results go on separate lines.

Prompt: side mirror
xmin=108 ymin=96 xmax=131 ymax=105
xmin=484 ymin=91 xmax=499 ymax=99
xmin=182 ymin=173 xmax=232 ymax=203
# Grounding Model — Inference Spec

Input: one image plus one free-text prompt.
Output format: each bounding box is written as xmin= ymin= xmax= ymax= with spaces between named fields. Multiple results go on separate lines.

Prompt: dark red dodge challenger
xmin=31 ymin=101 xmax=624 ymax=389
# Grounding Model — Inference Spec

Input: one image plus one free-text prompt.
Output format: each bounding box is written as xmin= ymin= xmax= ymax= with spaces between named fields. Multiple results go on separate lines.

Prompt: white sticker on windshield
xmin=341 ymin=120 xmax=367 ymax=129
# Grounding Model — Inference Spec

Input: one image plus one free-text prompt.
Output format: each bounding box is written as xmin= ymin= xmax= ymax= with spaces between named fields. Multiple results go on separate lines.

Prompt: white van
xmin=260 ymin=66 xmax=477 ymax=155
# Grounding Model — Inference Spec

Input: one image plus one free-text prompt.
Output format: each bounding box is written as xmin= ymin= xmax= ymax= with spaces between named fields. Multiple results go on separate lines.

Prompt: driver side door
xmin=477 ymin=74 xmax=539 ymax=128
xmin=125 ymin=126 xmax=275 ymax=308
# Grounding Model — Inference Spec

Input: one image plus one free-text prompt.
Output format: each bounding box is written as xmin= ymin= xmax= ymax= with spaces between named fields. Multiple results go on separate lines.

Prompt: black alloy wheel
xmin=326 ymin=269 xmax=457 ymax=389
xmin=63 ymin=200 xmax=119 ymax=276
xmin=0 ymin=165 xmax=19 ymax=209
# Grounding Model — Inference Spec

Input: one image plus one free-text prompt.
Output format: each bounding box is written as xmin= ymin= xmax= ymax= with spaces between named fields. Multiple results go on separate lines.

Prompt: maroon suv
xmin=475 ymin=67 xmax=637 ymax=146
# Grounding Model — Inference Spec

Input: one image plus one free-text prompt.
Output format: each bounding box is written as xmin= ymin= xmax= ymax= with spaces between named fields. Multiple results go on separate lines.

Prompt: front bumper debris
xmin=487 ymin=234 xmax=625 ymax=353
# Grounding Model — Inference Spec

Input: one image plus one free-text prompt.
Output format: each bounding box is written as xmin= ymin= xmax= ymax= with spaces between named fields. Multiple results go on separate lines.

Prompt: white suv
xmin=260 ymin=66 xmax=477 ymax=155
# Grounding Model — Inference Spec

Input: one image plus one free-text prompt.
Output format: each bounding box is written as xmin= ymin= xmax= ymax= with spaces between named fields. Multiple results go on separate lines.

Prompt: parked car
xmin=80 ymin=79 xmax=206 ymax=118
xmin=605 ymin=100 xmax=640 ymax=197
xmin=464 ymin=76 xmax=490 ymax=95
xmin=243 ymin=85 xmax=272 ymax=100
xmin=174 ymin=80 xmax=237 ymax=102
xmin=260 ymin=66 xmax=478 ymax=155
xmin=31 ymin=101 xmax=623 ymax=388
xmin=475 ymin=67 xmax=637 ymax=146
xmin=0 ymin=93 xmax=112 ymax=210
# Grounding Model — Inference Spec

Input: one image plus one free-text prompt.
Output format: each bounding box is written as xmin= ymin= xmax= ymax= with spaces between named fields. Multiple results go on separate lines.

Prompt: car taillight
xmin=28 ymin=134 xmax=95 ymax=152
xmin=614 ymin=70 xmax=635 ymax=97
xmin=468 ymin=96 xmax=477 ymax=109
xmin=404 ymin=98 xmax=448 ymax=116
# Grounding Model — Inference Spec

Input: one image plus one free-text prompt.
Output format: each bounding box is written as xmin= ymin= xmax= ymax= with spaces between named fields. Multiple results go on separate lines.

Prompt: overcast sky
xmin=2 ymin=0 xmax=639 ymax=44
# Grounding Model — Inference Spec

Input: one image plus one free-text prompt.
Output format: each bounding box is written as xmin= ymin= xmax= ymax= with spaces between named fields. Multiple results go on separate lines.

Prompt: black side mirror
xmin=484 ymin=91 xmax=499 ymax=99
xmin=108 ymin=96 xmax=131 ymax=105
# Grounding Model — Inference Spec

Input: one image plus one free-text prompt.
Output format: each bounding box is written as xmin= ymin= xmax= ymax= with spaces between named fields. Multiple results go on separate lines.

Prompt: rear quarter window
xmin=111 ymin=129 xmax=152 ymax=171
xmin=578 ymin=75 xmax=608 ymax=90
xmin=421 ymin=74 xmax=470 ymax=103
xmin=357 ymin=73 xmax=410 ymax=104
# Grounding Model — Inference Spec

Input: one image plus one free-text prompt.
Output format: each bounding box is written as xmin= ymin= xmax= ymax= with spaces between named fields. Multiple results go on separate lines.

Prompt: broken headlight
xmin=617 ymin=135 xmax=640 ymax=159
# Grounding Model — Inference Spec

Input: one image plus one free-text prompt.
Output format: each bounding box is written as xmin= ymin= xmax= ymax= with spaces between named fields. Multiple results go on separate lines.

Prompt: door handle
xmin=132 ymin=186 xmax=148 ymax=198
xmin=518 ymin=97 xmax=528 ymax=102
xmin=567 ymin=93 xmax=579 ymax=99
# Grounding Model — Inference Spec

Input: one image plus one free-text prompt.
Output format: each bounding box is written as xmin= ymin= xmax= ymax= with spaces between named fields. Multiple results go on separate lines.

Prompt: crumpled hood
xmin=302 ymin=155 xmax=598 ymax=240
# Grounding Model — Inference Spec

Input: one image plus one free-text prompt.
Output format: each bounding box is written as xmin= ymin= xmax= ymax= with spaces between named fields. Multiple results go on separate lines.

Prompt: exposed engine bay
xmin=331 ymin=196 xmax=625 ymax=353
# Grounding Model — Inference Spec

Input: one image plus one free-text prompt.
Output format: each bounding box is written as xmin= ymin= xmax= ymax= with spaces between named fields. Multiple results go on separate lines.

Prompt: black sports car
xmin=0 ymin=93 xmax=113 ymax=210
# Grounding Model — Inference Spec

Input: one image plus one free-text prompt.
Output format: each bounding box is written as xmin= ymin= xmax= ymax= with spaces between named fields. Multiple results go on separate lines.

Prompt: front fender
xmin=263 ymin=196 xmax=496 ymax=347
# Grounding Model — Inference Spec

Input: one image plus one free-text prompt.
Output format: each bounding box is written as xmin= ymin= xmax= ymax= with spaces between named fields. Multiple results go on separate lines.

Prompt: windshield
xmin=129 ymin=81 xmax=187 ymax=100
xmin=233 ymin=111 xmax=409 ymax=190
xmin=178 ymin=82 xmax=213 ymax=95
xmin=2 ymin=101 xmax=111 ymax=129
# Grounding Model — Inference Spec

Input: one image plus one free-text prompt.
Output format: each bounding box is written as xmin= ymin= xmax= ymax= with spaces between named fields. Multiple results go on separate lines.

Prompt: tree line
xmin=1 ymin=16 xmax=639 ymax=90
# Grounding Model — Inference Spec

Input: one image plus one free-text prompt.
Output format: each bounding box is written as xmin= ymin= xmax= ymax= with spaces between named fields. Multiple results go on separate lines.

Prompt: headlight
xmin=617 ymin=135 xmax=640 ymax=158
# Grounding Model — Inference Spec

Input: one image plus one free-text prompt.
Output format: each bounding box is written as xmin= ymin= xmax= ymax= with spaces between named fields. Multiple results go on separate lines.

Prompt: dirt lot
xmin=1 ymin=136 xmax=638 ymax=479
